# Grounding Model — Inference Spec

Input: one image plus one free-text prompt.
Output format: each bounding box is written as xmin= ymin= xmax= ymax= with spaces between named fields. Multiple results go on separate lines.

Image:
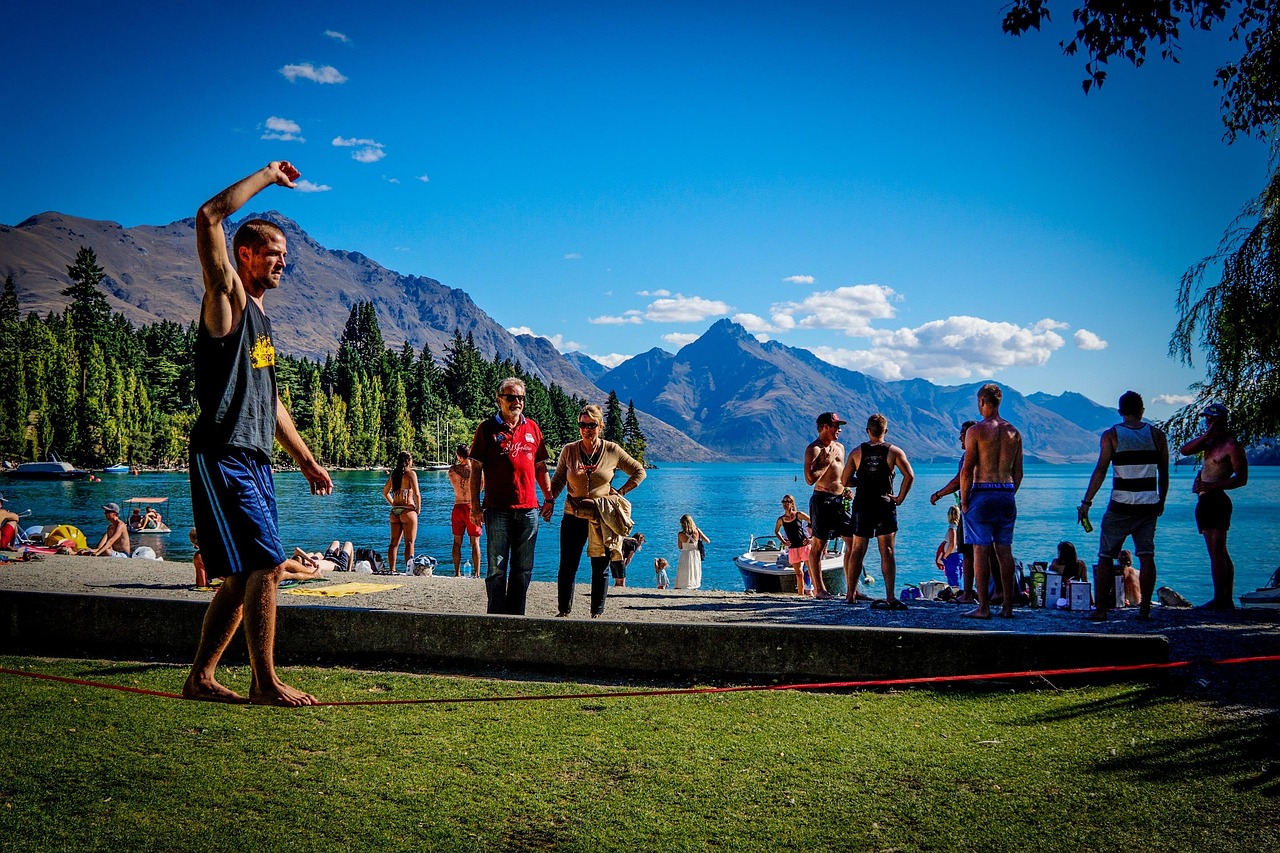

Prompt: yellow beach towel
xmin=285 ymin=582 xmax=403 ymax=598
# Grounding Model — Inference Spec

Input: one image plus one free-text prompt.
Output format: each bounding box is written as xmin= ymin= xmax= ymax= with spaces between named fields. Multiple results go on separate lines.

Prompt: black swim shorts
xmin=808 ymin=491 xmax=852 ymax=541
xmin=1195 ymin=490 xmax=1232 ymax=533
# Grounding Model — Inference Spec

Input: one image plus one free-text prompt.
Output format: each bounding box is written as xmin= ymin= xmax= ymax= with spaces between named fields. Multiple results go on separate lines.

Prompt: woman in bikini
xmin=382 ymin=450 xmax=422 ymax=573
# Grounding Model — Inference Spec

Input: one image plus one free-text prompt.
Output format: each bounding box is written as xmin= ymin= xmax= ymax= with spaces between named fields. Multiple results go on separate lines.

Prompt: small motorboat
xmin=1240 ymin=566 xmax=1280 ymax=609
xmin=6 ymin=452 xmax=89 ymax=480
xmin=733 ymin=533 xmax=847 ymax=595
xmin=102 ymin=463 xmax=131 ymax=474
xmin=125 ymin=497 xmax=172 ymax=534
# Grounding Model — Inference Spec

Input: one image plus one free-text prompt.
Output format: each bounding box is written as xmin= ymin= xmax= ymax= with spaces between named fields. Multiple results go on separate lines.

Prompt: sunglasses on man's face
xmin=499 ymin=394 xmax=525 ymax=403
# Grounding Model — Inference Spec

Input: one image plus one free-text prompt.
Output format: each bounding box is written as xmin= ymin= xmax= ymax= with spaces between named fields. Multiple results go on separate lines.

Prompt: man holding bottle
xmin=1078 ymin=391 xmax=1169 ymax=621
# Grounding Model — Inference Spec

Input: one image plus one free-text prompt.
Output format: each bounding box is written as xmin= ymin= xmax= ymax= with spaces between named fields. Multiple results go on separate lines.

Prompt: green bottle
xmin=1080 ymin=515 xmax=1093 ymax=534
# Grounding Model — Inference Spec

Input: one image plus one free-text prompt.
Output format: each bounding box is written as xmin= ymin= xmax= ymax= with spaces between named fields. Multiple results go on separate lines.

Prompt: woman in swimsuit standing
xmin=382 ymin=450 xmax=422 ymax=573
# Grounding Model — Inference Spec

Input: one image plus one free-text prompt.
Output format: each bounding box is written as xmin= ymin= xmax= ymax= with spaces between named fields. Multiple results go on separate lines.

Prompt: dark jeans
xmin=557 ymin=514 xmax=611 ymax=616
xmin=484 ymin=508 xmax=540 ymax=615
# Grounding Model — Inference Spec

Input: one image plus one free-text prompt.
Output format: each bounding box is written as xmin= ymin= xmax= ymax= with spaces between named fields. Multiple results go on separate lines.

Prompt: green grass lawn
xmin=1 ymin=656 xmax=1275 ymax=852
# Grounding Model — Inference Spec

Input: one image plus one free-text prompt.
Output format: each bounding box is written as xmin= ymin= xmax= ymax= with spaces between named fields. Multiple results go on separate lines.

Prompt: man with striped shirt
xmin=1078 ymin=391 xmax=1169 ymax=620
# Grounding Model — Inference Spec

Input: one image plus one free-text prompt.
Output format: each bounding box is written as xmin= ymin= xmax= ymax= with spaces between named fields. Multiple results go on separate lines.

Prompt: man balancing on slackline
xmin=182 ymin=162 xmax=333 ymax=707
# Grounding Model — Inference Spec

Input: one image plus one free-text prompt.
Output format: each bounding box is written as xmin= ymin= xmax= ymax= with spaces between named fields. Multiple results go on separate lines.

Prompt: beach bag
xmin=697 ymin=540 xmax=705 ymax=560
xmin=355 ymin=547 xmax=387 ymax=574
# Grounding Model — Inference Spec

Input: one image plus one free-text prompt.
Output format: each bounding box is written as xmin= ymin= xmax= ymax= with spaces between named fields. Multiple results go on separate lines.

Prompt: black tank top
xmin=781 ymin=516 xmax=807 ymax=547
xmin=191 ymin=299 xmax=278 ymax=455
xmin=854 ymin=443 xmax=894 ymax=508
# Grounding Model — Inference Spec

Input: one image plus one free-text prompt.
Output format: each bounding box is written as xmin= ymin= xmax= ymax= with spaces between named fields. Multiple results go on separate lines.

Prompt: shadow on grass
xmin=1095 ymin=709 xmax=1280 ymax=797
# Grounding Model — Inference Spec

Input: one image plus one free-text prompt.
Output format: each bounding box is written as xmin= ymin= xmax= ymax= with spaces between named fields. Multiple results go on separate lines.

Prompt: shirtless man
xmin=929 ymin=420 xmax=978 ymax=603
xmin=841 ymin=414 xmax=914 ymax=609
xmin=448 ymin=444 xmax=483 ymax=577
xmin=803 ymin=412 xmax=851 ymax=601
xmin=960 ymin=384 xmax=1023 ymax=619
xmin=1179 ymin=403 xmax=1249 ymax=609
xmin=88 ymin=502 xmax=131 ymax=557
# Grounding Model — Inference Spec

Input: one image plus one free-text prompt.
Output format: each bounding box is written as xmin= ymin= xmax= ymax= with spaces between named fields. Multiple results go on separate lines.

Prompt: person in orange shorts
xmin=448 ymin=444 xmax=483 ymax=576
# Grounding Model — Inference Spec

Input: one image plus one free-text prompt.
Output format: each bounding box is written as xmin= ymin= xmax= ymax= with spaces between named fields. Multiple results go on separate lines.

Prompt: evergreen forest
xmin=0 ymin=247 xmax=647 ymax=469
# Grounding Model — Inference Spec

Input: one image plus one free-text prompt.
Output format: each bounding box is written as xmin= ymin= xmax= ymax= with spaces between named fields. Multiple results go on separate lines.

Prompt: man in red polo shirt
xmin=469 ymin=377 xmax=553 ymax=615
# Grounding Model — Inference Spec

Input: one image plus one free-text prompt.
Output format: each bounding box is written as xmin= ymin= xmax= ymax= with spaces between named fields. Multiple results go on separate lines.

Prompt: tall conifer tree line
xmin=0 ymin=247 xmax=647 ymax=468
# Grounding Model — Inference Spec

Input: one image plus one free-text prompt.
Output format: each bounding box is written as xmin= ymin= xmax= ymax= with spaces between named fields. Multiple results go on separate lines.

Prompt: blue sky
xmin=2 ymin=1 xmax=1268 ymax=417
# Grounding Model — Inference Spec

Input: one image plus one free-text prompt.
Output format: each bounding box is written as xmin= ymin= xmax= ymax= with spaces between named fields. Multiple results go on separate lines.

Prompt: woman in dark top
xmin=774 ymin=494 xmax=813 ymax=595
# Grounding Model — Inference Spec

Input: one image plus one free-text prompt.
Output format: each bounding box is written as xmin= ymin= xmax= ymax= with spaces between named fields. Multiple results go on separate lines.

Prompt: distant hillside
xmin=1027 ymin=391 xmax=1118 ymax=433
xmin=595 ymin=319 xmax=1104 ymax=463
xmin=0 ymin=211 xmax=717 ymax=461
xmin=563 ymin=352 xmax=610 ymax=383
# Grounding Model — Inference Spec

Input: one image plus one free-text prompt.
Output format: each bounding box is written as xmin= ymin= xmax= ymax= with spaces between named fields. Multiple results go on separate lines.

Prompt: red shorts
xmin=451 ymin=503 xmax=481 ymax=537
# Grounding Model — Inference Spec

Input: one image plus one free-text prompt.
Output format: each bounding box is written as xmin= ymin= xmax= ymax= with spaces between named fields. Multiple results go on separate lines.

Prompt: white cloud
xmin=1154 ymin=393 xmax=1197 ymax=406
xmin=644 ymin=294 xmax=731 ymax=323
xmin=770 ymin=284 xmax=898 ymax=336
xmin=333 ymin=136 xmax=385 ymax=163
xmin=591 ymin=353 xmax=632 ymax=369
xmin=417 ymin=174 xmax=430 ymax=183
xmin=564 ymin=253 xmax=582 ymax=260
xmin=588 ymin=314 xmax=644 ymax=325
xmin=383 ymin=176 xmax=400 ymax=184
xmin=280 ymin=63 xmax=348 ymax=84
xmin=662 ymin=333 xmax=699 ymax=347
xmin=783 ymin=275 xmax=815 ymax=285
xmin=1074 ymin=329 xmax=1109 ymax=350
xmin=261 ymin=116 xmax=304 ymax=142
xmin=323 ymin=30 xmax=350 ymax=43
xmin=637 ymin=289 xmax=671 ymax=297
xmin=806 ymin=315 xmax=1067 ymax=381
xmin=731 ymin=313 xmax=778 ymax=333
xmin=293 ymin=179 xmax=332 ymax=193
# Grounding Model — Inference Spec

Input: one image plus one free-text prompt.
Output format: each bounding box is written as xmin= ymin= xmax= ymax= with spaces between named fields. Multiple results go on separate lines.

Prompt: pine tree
xmin=604 ymin=390 xmax=624 ymax=444
xmin=0 ymin=275 xmax=19 ymax=325
xmin=622 ymin=399 xmax=647 ymax=465
xmin=62 ymin=246 xmax=113 ymax=358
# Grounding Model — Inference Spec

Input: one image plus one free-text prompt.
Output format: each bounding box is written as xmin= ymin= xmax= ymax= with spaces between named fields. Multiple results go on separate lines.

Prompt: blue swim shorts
xmin=190 ymin=448 xmax=286 ymax=579
xmin=963 ymin=484 xmax=1017 ymax=547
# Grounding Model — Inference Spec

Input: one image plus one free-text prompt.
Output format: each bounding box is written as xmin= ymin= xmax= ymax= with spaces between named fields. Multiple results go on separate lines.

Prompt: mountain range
xmin=2 ymin=211 xmax=1121 ymax=462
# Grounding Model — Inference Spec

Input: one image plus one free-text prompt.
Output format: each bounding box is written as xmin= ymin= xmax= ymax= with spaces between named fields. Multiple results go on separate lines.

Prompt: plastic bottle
xmin=1080 ymin=515 xmax=1093 ymax=534
xmin=463 ymin=560 xmax=472 ymax=576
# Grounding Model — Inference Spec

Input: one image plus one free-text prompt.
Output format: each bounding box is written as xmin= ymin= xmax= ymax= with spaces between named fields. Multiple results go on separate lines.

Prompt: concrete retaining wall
xmin=1 ymin=590 xmax=1170 ymax=683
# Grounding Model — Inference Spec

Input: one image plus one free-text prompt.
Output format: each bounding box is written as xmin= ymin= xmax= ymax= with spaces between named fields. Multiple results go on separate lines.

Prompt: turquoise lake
xmin=4 ymin=462 xmax=1277 ymax=605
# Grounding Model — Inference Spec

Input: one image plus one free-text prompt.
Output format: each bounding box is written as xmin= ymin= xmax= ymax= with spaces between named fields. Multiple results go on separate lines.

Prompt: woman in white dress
xmin=675 ymin=513 xmax=710 ymax=590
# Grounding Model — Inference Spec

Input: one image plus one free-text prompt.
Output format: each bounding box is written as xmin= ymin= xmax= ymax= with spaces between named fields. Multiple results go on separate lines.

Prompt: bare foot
xmin=998 ymin=608 xmax=1015 ymax=619
xmin=182 ymin=674 xmax=249 ymax=704
xmin=844 ymin=595 xmax=859 ymax=605
xmin=250 ymin=680 xmax=317 ymax=707
xmin=812 ymin=591 xmax=834 ymax=601
xmin=962 ymin=607 xmax=992 ymax=620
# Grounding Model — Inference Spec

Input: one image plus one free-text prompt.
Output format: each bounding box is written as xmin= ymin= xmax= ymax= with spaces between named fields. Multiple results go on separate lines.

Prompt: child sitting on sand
xmin=654 ymin=557 xmax=670 ymax=589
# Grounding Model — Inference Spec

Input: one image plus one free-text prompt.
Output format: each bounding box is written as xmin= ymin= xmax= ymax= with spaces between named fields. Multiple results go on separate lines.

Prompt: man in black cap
xmin=1179 ymin=402 xmax=1249 ymax=609
xmin=87 ymin=502 xmax=131 ymax=557
xmin=803 ymin=412 xmax=851 ymax=600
